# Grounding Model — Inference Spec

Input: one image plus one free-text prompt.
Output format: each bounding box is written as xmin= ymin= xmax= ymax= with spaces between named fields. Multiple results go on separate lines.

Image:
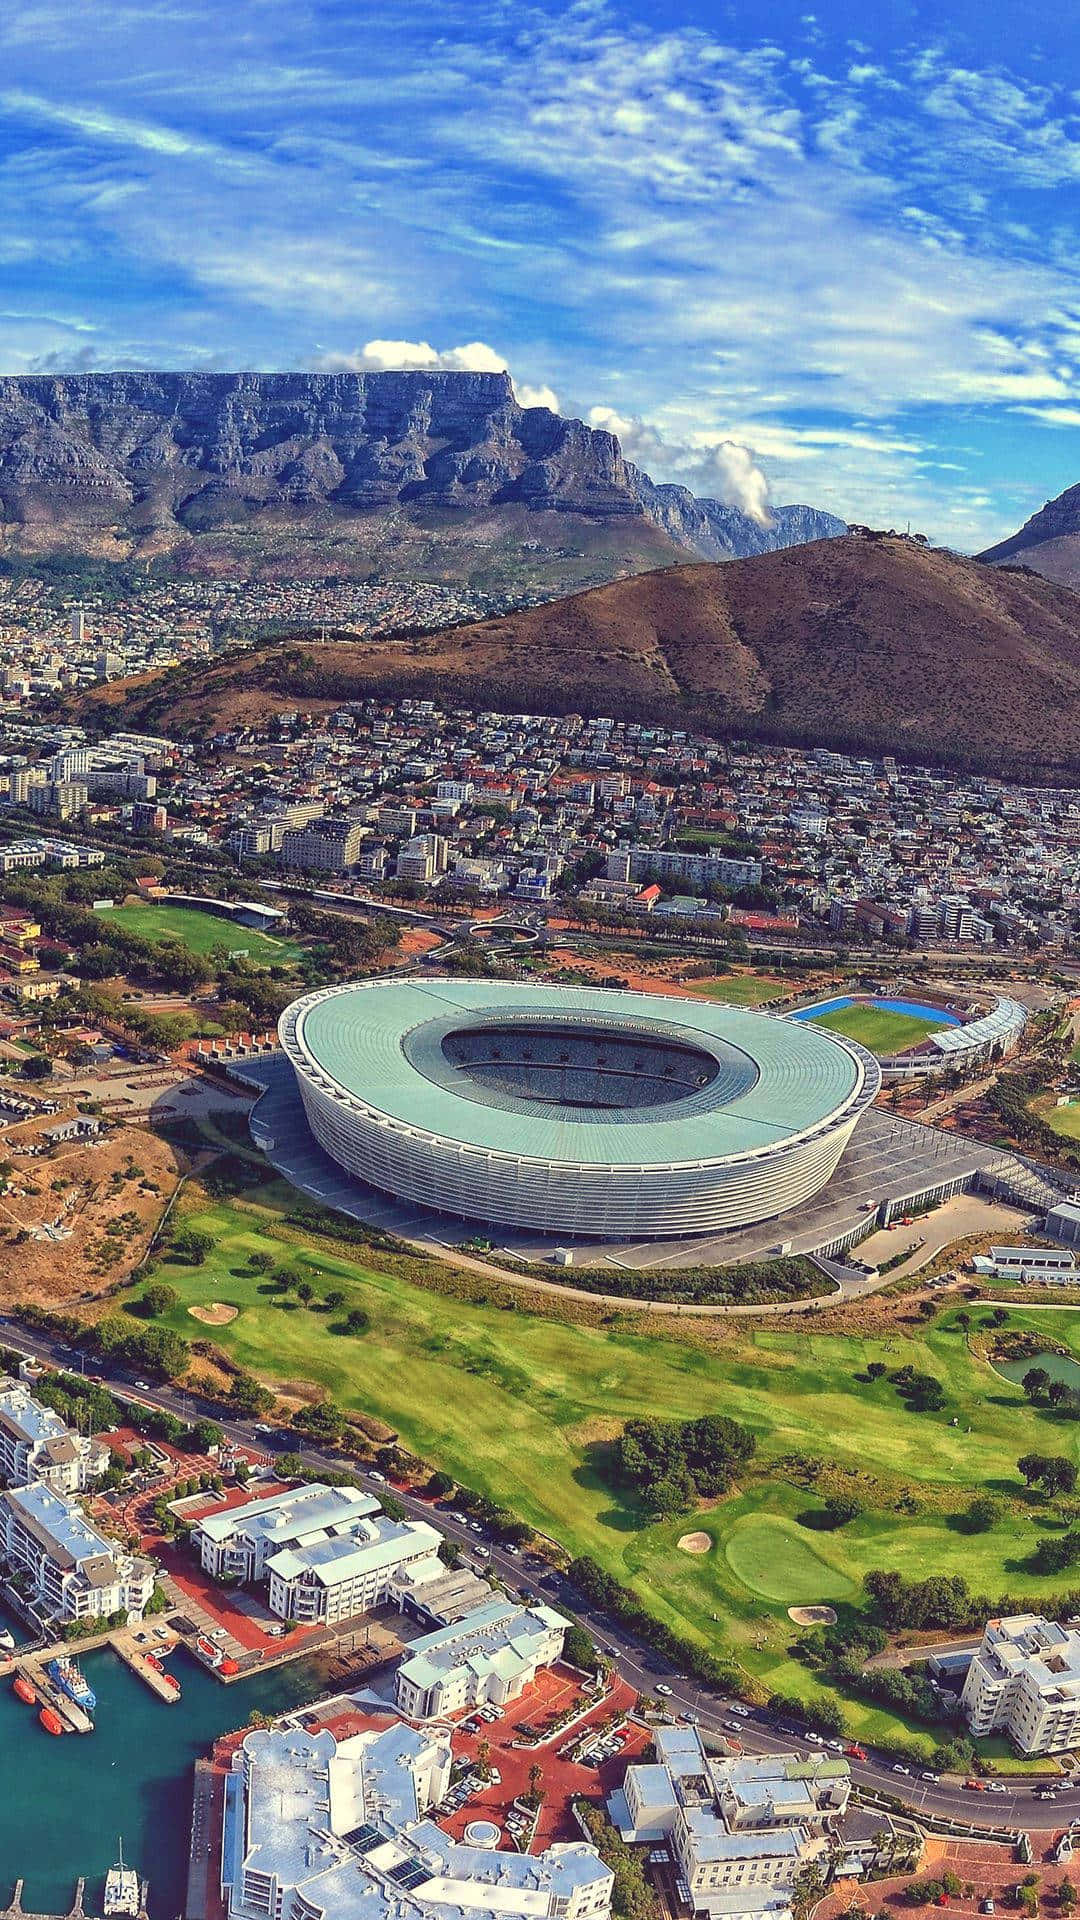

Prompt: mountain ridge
xmin=0 ymin=369 xmax=844 ymax=587
xmin=981 ymin=481 xmax=1080 ymax=587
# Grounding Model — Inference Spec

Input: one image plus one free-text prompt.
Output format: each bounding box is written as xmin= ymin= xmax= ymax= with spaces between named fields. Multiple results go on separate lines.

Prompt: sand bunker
xmin=787 ymin=1604 xmax=838 ymax=1627
xmin=677 ymin=1531 xmax=712 ymax=1555
xmin=188 ymin=1302 xmax=239 ymax=1326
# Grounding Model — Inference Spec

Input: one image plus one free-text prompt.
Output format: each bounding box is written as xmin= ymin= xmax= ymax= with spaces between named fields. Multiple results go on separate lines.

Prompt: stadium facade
xmin=279 ymin=979 xmax=880 ymax=1239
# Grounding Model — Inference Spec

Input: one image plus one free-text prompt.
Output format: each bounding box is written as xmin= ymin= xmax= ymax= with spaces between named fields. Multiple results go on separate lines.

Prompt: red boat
xmin=38 ymin=1705 xmax=64 ymax=1736
xmin=12 ymin=1676 xmax=36 ymax=1705
xmin=163 ymin=1672 xmax=181 ymax=1695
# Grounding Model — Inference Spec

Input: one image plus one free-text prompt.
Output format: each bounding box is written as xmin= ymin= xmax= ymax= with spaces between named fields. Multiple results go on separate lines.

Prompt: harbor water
xmin=0 ymin=1642 xmax=328 ymax=1916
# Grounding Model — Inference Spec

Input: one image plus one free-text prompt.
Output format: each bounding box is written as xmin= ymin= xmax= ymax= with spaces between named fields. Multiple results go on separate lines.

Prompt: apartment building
xmin=394 ymin=1598 xmax=567 ymax=1719
xmin=0 ymin=1376 xmax=110 ymax=1493
xmin=0 ymin=1482 xmax=154 ymax=1623
xmin=961 ymin=1616 xmax=1080 ymax=1753
xmin=279 ymin=815 xmax=367 ymax=873
xmin=194 ymin=1482 xmax=441 ymax=1625
xmin=222 ymin=1720 xmax=613 ymax=1920
xmin=610 ymin=1726 xmax=849 ymax=1920
xmin=609 ymin=845 xmax=763 ymax=892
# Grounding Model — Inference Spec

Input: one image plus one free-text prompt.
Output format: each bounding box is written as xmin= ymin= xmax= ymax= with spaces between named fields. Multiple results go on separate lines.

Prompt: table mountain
xmin=0 ymin=369 xmax=843 ymax=591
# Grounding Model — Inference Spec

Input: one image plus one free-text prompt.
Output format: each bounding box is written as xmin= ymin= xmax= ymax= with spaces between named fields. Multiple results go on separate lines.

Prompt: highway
xmin=0 ymin=1311 xmax=1066 ymax=1837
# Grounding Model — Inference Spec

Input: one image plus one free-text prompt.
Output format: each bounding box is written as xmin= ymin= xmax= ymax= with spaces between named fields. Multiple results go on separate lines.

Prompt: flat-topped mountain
xmin=82 ymin=532 xmax=1080 ymax=778
xmin=981 ymin=481 xmax=1080 ymax=587
xmin=0 ymin=369 xmax=843 ymax=591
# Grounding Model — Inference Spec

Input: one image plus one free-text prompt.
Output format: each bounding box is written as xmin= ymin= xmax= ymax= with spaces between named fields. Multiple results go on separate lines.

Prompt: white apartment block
xmin=961 ymin=1616 xmax=1080 ymax=1754
xmin=0 ymin=1376 xmax=110 ymax=1493
xmin=394 ymin=1598 xmax=567 ymax=1720
xmin=194 ymin=1482 xmax=441 ymax=1626
xmin=610 ymin=1727 xmax=849 ymax=1920
xmin=609 ymin=845 xmax=762 ymax=893
xmin=0 ymin=1482 xmax=154 ymax=1623
xmin=194 ymin=1483 xmax=381 ymax=1581
xmin=222 ymin=1720 xmax=613 ymax=1920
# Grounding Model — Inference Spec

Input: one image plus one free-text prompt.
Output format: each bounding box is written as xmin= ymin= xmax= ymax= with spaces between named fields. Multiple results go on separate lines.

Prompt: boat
xmin=0 ymin=1627 xmax=16 ymax=1652
xmin=162 ymin=1671 xmax=181 ymax=1697
xmin=47 ymin=1653 xmax=96 ymax=1713
xmin=104 ymin=1838 xmax=144 ymax=1917
xmin=12 ymin=1674 xmax=36 ymax=1705
xmin=38 ymin=1704 xmax=65 ymax=1735
xmin=195 ymin=1634 xmax=223 ymax=1668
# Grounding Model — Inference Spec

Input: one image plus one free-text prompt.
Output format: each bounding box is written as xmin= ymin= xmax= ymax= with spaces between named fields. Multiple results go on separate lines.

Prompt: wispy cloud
xmin=0 ymin=0 xmax=1079 ymax=546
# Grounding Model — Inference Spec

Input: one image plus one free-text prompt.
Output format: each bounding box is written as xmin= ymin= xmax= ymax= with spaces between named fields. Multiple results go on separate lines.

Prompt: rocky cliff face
xmin=0 ymin=368 xmax=844 ymax=566
xmin=981 ymin=483 xmax=1080 ymax=587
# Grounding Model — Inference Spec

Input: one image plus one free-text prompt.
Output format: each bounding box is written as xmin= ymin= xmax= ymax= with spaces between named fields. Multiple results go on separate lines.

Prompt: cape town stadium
xmin=278 ymin=979 xmax=881 ymax=1239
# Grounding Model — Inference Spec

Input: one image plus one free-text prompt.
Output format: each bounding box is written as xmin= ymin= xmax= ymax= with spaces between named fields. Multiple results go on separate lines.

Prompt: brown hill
xmin=81 ymin=534 xmax=1080 ymax=777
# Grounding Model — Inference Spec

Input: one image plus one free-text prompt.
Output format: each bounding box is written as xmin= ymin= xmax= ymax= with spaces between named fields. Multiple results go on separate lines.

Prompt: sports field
xmin=809 ymin=1004 xmax=946 ymax=1055
xmin=136 ymin=1188 xmax=1080 ymax=1752
xmin=94 ymin=902 xmax=301 ymax=965
xmin=689 ymin=972 xmax=789 ymax=1007
xmin=1039 ymin=1096 xmax=1080 ymax=1143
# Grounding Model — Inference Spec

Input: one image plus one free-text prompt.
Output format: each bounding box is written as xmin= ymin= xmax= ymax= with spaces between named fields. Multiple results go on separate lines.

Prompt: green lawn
xmin=134 ymin=1193 xmax=1080 ymax=1752
xmin=94 ymin=902 xmax=301 ymax=966
xmin=689 ymin=973 xmax=789 ymax=1008
xmin=1040 ymin=1097 xmax=1080 ymax=1143
xmin=809 ymin=1004 xmax=948 ymax=1056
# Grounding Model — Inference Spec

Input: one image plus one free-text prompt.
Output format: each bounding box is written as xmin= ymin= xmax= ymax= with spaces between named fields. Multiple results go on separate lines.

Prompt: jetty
xmin=12 ymin=1658 xmax=92 ymax=1734
xmin=0 ymin=1876 xmax=131 ymax=1920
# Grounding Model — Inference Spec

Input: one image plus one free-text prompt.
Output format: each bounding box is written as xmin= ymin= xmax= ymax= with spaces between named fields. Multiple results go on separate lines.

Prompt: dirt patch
xmin=677 ymin=1530 xmax=712 ymax=1555
xmin=0 ymin=1121 xmax=181 ymax=1307
xmin=787 ymin=1604 xmax=838 ymax=1626
xmin=188 ymin=1302 xmax=239 ymax=1326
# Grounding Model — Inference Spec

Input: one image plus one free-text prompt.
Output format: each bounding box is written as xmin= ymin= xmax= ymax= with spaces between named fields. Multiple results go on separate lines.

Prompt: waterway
xmin=0 ymin=1643 xmax=329 ymax=1917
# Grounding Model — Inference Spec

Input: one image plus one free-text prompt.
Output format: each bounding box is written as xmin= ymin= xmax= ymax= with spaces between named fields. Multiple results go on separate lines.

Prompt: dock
xmin=12 ymin=1658 xmax=92 ymax=1734
xmin=111 ymin=1625 xmax=181 ymax=1703
xmin=0 ymin=1876 xmax=115 ymax=1920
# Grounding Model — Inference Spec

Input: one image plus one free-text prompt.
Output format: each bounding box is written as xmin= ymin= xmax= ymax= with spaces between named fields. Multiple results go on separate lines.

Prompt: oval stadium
xmin=278 ymin=979 xmax=881 ymax=1239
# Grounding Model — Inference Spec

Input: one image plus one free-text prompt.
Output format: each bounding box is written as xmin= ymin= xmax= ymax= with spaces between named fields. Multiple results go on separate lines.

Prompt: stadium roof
xmin=290 ymin=979 xmax=869 ymax=1168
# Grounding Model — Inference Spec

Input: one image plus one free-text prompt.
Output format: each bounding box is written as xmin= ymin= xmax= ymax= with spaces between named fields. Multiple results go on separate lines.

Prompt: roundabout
xmin=278 ymin=978 xmax=881 ymax=1239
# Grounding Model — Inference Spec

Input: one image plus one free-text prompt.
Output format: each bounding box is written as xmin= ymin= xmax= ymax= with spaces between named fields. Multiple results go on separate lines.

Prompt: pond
xmin=995 ymin=1349 xmax=1080 ymax=1393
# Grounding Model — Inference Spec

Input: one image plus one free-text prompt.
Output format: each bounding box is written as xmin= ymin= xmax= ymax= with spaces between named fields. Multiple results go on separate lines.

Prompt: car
xmin=892 ymin=1764 xmax=910 ymax=1776
xmin=920 ymin=1771 xmax=938 ymax=1782
xmin=964 ymin=1778 xmax=986 ymax=1792
xmin=980 ymin=1902 xmax=995 ymax=1915
xmin=805 ymin=1733 xmax=824 ymax=1747
xmin=134 ymin=1379 xmax=150 ymax=1390
xmin=723 ymin=1721 xmax=743 ymax=1733
xmin=469 ymin=1521 xmax=484 ymax=1534
xmin=368 ymin=1471 xmax=386 ymax=1485
xmin=474 ymin=1546 xmax=490 ymax=1560
xmin=845 ymin=1745 xmax=868 ymax=1761
xmin=488 ymin=1769 xmax=502 ymax=1784
xmin=987 ymin=1783 xmax=1007 ymax=1794
xmin=655 ymin=1683 xmax=673 ymax=1697
xmin=727 ymin=1704 xmax=751 ymax=1719
xmin=254 ymin=1423 xmax=274 ymax=1435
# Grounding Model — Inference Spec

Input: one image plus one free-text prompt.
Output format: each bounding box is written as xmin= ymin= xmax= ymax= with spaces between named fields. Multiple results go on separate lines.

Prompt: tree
xmin=866 ymin=1362 xmax=888 ymax=1381
xmin=959 ymin=1495 xmax=999 ymax=1534
xmin=1023 ymin=1367 xmax=1052 ymax=1401
xmin=822 ymin=1493 xmax=862 ymax=1527
xmin=324 ymin=1289 xmax=347 ymax=1312
xmin=1019 ymin=1452 xmax=1051 ymax=1486
xmin=563 ymin=1623 xmax=599 ymax=1671
xmin=230 ymin=1371 xmax=273 ymax=1417
xmin=141 ymin=1281 xmax=179 ymax=1318
xmin=475 ymin=1739 xmax=492 ymax=1780
xmin=344 ymin=1308 xmax=369 ymax=1335
xmin=295 ymin=1279 xmax=315 ymax=1305
xmin=171 ymin=1227 xmax=214 ymax=1266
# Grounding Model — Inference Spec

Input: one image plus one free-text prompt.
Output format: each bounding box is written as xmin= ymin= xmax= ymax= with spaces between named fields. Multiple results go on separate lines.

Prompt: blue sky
xmin=2 ymin=0 xmax=1080 ymax=547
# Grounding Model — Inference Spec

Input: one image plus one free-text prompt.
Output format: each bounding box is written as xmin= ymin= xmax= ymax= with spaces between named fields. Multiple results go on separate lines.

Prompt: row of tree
xmin=616 ymin=1414 xmax=756 ymax=1518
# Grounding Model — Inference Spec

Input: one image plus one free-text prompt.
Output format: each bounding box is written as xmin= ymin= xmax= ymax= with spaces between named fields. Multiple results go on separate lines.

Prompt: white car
xmin=892 ymin=1764 xmax=910 ymax=1776
xmin=655 ymin=1683 xmax=674 ymax=1697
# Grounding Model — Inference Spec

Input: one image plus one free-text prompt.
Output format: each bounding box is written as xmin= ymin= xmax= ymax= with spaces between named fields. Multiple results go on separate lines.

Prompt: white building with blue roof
xmin=609 ymin=1725 xmax=848 ymax=1920
xmin=394 ymin=1598 xmax=567 ymax=1720
xmin=0 ymin=1479 xmax=154 ymax=1622
xmin=222 ymin=1720 xmax=613 ymax=1920
xmin=0 ymin=1374 xmax=109 ymax=1493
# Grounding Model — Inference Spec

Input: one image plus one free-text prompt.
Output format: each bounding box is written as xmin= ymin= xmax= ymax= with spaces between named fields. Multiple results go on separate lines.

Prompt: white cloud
xmin=313 ymin=339 xmax=560 ymax=412
xmin=587 ymin=405 xmax=772 ymax=524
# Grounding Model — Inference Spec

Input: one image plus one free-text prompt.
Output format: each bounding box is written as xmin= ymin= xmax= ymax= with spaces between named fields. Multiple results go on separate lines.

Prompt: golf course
xmin=133 ymin=1180 xmax=1080 ymax=1754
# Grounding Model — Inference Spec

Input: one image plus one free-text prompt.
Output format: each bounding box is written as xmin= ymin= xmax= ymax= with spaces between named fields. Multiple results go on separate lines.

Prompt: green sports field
xmin=94 ymin=902 xmax=301 ymax=965
xmin=689 ymin=972 xmax=789 ymax=1007
xmin=134 ymin=1188 xmax=1080 ymax=1752
xmin=809 ymin=1003 xmax=947 ymax=1055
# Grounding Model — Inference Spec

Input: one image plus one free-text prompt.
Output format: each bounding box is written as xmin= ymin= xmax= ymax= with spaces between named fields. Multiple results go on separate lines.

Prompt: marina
xmin=0 ymin=1642 xmax=328 ymax=1916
